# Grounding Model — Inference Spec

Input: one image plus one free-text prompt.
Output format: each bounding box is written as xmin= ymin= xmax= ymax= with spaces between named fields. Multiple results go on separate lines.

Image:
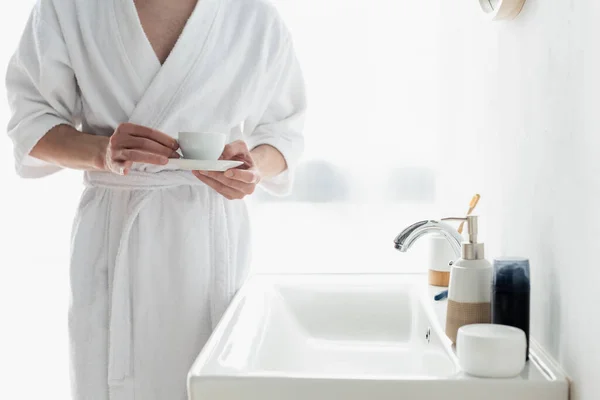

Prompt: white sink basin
xmin=188 ymin=274 xmax=568 ymax=400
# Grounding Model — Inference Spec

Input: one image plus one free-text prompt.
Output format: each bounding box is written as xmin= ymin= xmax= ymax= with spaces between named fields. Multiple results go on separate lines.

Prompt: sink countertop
xmin=426 ymin=283 xmax=569 ymax=385
xmin=188 ymin=273 xmax=570 ymax=400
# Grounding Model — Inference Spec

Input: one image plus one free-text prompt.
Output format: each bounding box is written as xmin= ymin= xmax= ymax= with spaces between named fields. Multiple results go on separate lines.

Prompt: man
xmin=5 ymin=0 xmax=306 ymax=398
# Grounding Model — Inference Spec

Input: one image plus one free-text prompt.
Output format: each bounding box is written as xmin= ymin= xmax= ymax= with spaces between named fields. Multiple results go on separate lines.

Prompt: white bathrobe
xmin=6 ymin=0 xmax=306 ymax=399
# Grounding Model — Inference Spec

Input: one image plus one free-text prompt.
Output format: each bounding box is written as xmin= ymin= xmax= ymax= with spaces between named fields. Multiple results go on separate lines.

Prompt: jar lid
xmin=457 ymin=324 xmax=527 ymax=378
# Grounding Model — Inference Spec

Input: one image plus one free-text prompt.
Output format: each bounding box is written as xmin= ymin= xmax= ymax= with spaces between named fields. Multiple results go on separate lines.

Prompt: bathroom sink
xmin=188 ymin=274 xmax=568 ymax=400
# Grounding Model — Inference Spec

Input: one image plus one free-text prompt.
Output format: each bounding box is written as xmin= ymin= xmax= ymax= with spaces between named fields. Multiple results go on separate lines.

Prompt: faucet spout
xmin=393 ymin=220 xmax=463 ymax=258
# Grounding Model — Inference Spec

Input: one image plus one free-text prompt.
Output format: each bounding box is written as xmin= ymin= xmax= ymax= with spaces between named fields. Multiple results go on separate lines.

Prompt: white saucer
xmin=168 ymin=159 xmax=244 ymax=171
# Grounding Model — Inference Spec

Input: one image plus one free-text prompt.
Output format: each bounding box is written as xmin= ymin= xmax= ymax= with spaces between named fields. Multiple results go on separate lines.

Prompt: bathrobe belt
xmin=84 ymin=170 xmax=232 ymax=386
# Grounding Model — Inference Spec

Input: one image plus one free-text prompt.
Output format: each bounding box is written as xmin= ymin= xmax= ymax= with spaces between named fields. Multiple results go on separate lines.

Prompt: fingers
xmin=197 ymin=170 xmax=256 ymax=195
xmin=193 ymin=171 xmax=246 ymax=200
xmin=108 ymin=124 xmax=179 ymax=170
xmin=116 ymin=123 xmax=179 ymax=150
xmin=223 ymin=168 xmax=260 ymax=184
xmin=112 ymin=160 xmax=133 ymax=176
xmin=220 ymin=140 xmax=248 ymax=160
xmin=118 ymin=136 xmax=178 ymax=158
xmin=220 ymin=140 xmax=254 ymax=166
xmin=114 ymin=149 xmax=169 ymax=165
xmin=123 ymin=161 xmax=133 ymax=175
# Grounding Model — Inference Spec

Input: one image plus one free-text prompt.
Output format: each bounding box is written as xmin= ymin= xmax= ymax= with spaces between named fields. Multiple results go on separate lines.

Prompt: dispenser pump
xmin=442 ymin=215 xmax=484 ymax=260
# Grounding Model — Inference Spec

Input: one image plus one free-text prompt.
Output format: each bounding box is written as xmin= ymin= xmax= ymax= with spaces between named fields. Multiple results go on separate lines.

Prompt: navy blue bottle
xmin=492 ymin=258 xmax=531 ymax=360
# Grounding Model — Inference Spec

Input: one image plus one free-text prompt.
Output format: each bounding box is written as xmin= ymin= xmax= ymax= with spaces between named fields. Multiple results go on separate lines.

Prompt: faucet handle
xmin=442 ymin=215 xmax=479 ymax=243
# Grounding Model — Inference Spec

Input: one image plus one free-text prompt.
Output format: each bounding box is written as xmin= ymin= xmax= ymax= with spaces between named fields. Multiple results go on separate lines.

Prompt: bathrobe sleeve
xmin=6 ymin=5 xmax=80 ymax=178
xmin=245 ymin=41 xmax=307 ymax=196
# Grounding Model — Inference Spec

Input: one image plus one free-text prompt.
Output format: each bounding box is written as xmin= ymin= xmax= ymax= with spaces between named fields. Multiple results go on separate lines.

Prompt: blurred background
xmin=249 ymin=0 xmax=444 ymax=272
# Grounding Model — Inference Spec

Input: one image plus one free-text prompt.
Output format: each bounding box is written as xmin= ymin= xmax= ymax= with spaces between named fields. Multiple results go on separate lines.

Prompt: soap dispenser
xmin=441 ymin=215 xmax=493 ymax=343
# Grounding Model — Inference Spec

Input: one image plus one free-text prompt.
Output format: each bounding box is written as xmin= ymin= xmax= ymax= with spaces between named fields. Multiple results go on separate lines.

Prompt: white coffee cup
xmin=178 ymin=132 xmax=227 ymax=160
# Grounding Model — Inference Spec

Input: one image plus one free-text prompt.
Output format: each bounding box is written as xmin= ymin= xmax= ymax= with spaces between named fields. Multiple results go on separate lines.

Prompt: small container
xmin=457 ymin=324 xmax=527 ymax=378
xmin=425 ymin=233 xmax=456 ymax=287
xmin=492 ymin=257 xmax=531 ymax=360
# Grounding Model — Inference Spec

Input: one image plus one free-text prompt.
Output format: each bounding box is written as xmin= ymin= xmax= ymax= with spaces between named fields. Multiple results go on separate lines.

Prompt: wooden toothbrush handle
xmin=458 ymin=194 xmax=481 ymax=234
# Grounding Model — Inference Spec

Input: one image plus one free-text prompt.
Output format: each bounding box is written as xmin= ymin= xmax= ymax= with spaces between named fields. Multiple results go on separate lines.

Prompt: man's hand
xmin=193 ymin=140 xmax=261 ymax=200
xmin=104 ymin=123 xmax=180 ymax=175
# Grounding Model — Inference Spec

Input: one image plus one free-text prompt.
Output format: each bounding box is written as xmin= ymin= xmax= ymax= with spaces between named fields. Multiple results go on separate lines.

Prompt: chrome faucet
xmin=393 ymin=219 xmax=464 ymax=258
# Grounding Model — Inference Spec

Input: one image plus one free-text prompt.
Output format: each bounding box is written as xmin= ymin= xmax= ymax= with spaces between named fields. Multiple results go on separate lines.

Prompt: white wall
xmin=436 ymin=1 xmax=600 ymax=399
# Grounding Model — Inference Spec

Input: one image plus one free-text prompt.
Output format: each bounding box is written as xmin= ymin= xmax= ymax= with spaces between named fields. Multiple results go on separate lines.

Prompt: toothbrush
xmin=434 ymin=290 xmax=448 ymax=301
xmin=458 ymin=194 xmax=481 ymax=234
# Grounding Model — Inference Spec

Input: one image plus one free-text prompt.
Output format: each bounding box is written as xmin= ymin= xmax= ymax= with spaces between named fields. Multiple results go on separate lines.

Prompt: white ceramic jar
xmin=457 ymin=324 xmax=527 ymax=378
